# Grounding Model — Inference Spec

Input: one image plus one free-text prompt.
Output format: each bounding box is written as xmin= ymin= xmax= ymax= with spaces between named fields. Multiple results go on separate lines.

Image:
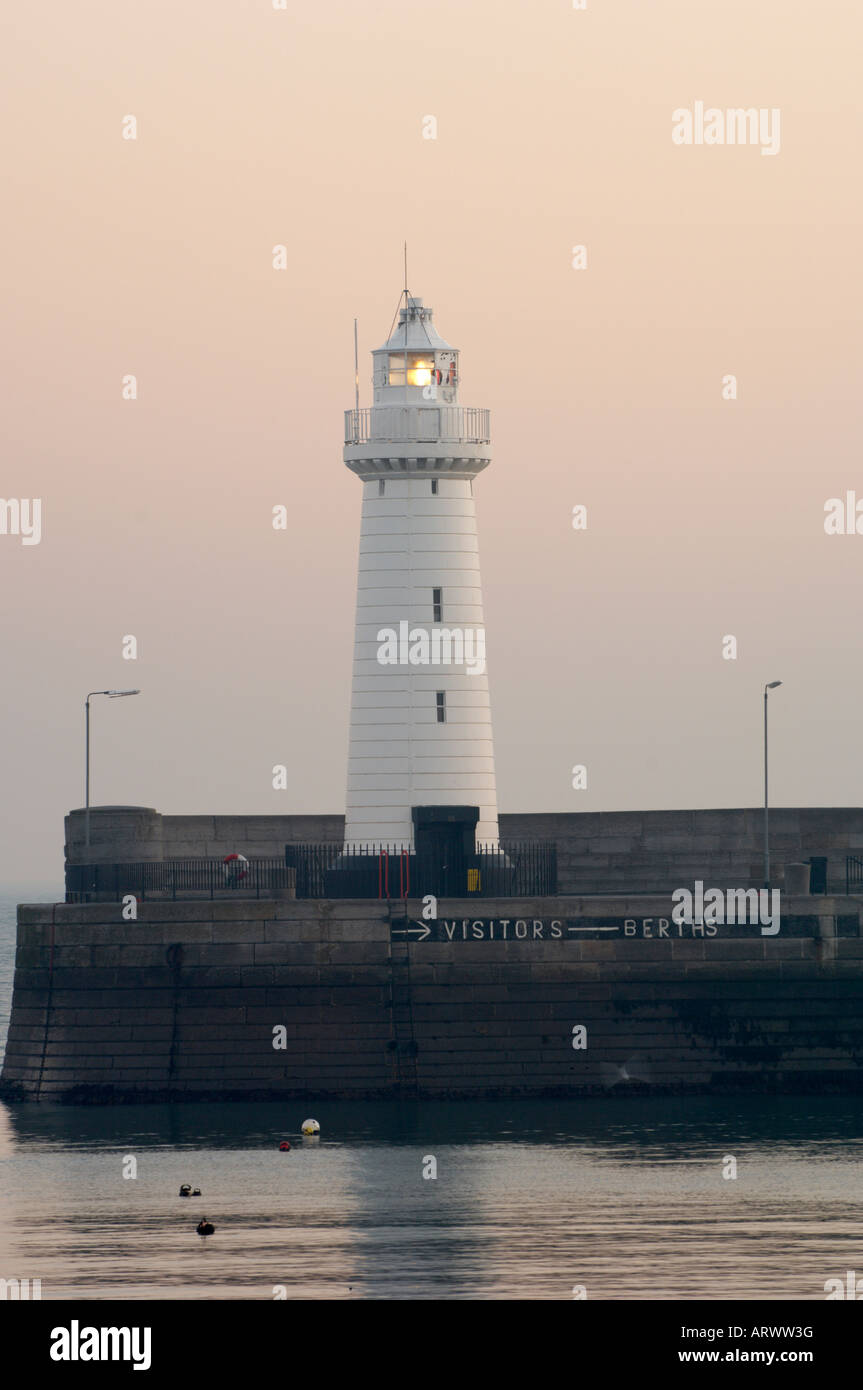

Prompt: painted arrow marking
xmin=566 ymin=925 xmax=620 ymax=933
xmin=391 ymin=921 xmax=432 ymax=941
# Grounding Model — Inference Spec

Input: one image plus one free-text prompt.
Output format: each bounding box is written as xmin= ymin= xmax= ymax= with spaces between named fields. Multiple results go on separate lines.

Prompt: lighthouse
xmin=343 ymin=293 xmax=499 ymax=868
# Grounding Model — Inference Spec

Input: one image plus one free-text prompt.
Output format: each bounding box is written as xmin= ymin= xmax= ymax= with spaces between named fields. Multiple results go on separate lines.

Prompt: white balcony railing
xmin=344 ymin=406 xmax=490 ymax=446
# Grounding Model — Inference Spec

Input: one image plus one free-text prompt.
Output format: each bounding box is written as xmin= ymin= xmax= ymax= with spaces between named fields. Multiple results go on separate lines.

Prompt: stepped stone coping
xmin=15 ymin=893 xmax=860 ymax=923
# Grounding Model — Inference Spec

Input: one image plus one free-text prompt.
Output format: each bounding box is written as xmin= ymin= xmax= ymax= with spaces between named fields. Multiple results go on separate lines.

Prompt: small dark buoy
xmin=196 ymin=1218 xmax=215 ymax=1236
xmin=191 ymin=1188 xmax=201 ymax=1195
xmin=279 ymin=1141 xmax=291 ymax=1152
xmin=179 ymin=1184 xmax=191 ymax=1197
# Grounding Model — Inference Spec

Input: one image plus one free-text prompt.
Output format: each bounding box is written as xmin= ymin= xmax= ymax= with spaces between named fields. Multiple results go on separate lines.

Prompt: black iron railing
xmin=66 ymin=858 xmax=293 ymax=902
xmin=285 ymin=841 xmax=557 ymax=898
xmin=847 ymin=856 xmax=863 ymax=895
xmin=65 ymin=842 xmax=557 ymax=902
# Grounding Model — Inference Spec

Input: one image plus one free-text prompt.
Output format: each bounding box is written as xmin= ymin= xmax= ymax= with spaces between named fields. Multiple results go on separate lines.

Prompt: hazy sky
xmin=2 ymin=0 xmax=861 ymax=883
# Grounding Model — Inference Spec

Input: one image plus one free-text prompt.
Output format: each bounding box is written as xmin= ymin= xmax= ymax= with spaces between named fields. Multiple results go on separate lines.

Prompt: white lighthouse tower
xmin=343 ymin=292 xmax=499 ymax=860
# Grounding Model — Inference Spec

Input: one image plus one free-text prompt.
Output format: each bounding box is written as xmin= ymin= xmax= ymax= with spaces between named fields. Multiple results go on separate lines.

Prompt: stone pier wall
xmin=65 ymin=807 xmax=863 ymax=895
xmin=3 ymin=895 xmax=863 ymax=1102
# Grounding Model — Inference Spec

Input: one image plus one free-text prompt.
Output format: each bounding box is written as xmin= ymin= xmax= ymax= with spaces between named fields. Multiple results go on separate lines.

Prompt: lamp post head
xmin=765 ymin=681 xmax=782 ymax=692
xmin=107 ymin=689 xmax=140 ymax=697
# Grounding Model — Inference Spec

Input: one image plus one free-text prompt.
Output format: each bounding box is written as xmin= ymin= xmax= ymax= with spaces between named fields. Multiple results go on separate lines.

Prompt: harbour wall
xmin=64 ymin=807 xmax=863 ymax=894
xmin=3 ymin=894 xmax=863 ymax=1102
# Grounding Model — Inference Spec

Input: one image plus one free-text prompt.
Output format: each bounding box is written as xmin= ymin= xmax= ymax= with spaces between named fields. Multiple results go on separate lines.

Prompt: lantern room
xmin=372 ymin=296 xmax=459 ymax=405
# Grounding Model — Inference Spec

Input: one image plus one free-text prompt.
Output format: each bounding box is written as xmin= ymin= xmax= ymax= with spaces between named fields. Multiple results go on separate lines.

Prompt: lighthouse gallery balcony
xmin=344 ymin=405 xmax=490 ymax=446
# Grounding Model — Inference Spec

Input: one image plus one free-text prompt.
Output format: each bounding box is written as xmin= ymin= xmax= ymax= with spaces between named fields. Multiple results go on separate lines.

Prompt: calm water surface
xmin=1 ymin=891 xmax=862 ymax=1300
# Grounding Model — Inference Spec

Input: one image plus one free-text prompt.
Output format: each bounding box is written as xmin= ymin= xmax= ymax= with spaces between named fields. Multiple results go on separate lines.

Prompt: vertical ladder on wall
xmin=388 ymin=905 xmax=419 ymax=1096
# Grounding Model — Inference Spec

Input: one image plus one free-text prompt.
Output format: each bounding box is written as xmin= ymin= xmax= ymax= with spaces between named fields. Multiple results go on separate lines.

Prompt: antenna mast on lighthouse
xmin=353 ymin=317 xmax=359 ymax=413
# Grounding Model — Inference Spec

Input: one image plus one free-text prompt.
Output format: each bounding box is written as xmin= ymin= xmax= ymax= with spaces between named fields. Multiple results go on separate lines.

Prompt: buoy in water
xmin=179 ymin=1184 xmax=192 ymax=1197
xmin=196 ymin=1218 xmax=215 ymax=1236
xmin=279 ymin=1141 xmax=291 ymax=1151
xmin=191 ymin=1188 xmax=201 ymax=1195
xmin=301 ymin=1118 xmax=320 ymax=1136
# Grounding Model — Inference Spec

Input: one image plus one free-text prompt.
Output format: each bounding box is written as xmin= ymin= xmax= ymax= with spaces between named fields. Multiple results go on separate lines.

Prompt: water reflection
xmin=0 ymin=1097 xmax=861 ymax=1299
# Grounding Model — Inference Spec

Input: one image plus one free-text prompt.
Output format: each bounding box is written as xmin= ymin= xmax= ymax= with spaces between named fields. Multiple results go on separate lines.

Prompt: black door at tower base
xmin=325 ymin=807 xmax=484 ymax=896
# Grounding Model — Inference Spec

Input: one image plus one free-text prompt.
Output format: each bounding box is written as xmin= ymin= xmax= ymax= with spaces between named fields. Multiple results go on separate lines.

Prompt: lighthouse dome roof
xmin=376 ymin=296 xmax=453 ymax=352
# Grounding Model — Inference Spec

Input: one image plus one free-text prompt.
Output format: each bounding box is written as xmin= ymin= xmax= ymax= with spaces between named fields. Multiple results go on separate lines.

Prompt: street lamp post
xmin=84 ymin=690 xmax=141 ymax=851
xmin=763 ymin=681 xmax=783 ymax=889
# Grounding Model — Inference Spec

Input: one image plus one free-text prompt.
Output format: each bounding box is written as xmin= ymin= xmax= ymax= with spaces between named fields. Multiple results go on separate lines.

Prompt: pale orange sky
xmin=1 ymin=0 xmax=861 ymax=882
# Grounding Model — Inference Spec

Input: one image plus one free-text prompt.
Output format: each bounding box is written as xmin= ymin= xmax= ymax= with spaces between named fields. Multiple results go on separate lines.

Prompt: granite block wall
xmin=3 ymin=895 xmax=863 ymax=1102
xmin=65 ymin=807 xmax=863 ymax=894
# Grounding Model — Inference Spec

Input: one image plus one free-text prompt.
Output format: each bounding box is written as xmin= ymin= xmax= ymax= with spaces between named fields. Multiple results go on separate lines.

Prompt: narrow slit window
xmin=431 ymin=479 xmax=438 ymax=495
xmin=436 ymin=691 xmax=446 ymax=723
xmin=432 ymin=587 xmax=443 ymax=622
xmin=378 ymin=479 xmax=385 ymax=496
